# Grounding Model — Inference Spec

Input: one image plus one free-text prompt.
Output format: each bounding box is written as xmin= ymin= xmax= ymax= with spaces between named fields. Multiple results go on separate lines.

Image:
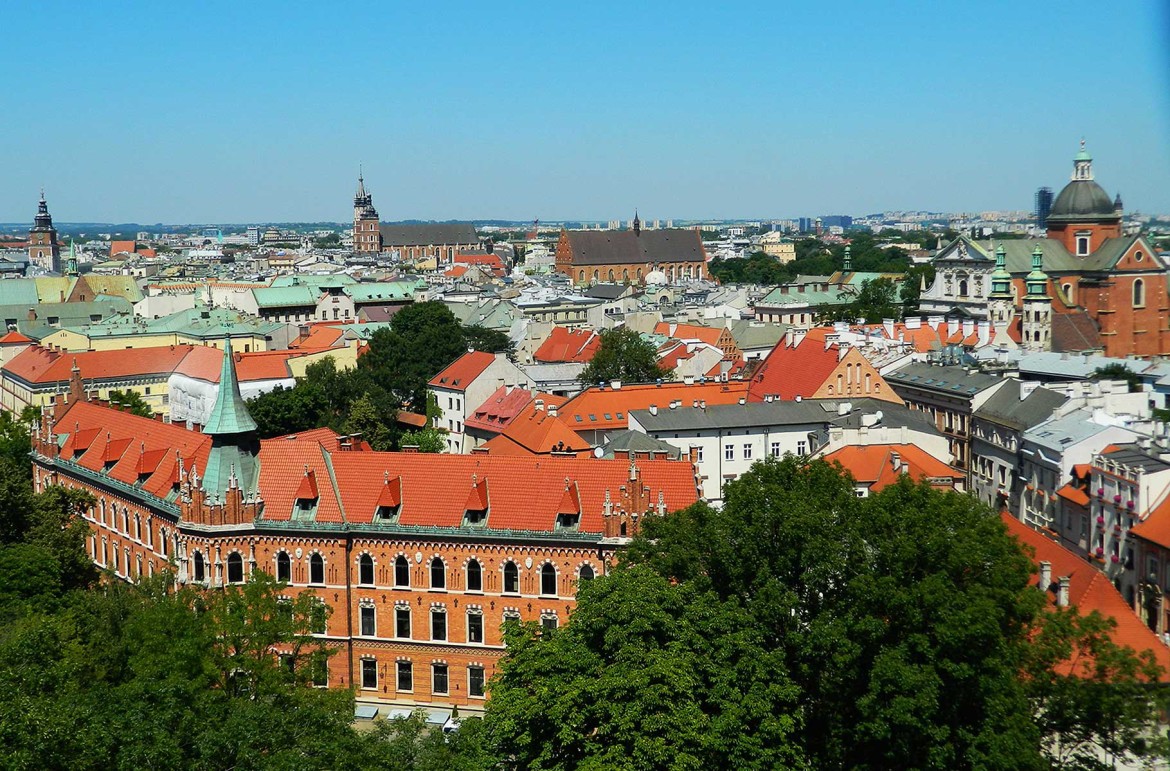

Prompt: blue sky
xmin=2 ymin=0 xmax=1168 ymax=223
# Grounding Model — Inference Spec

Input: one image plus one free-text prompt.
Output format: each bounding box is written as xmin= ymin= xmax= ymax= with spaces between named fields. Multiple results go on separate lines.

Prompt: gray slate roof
xmin=886 ymin=363 xmax=1004 ymax=396
xmin=563 ymin=229 xmax=706 ymax=266
xmin=379 ymin=223 xmax=478 ymax=247
xmin=974 ymin=381 xmax=1068 ymax=431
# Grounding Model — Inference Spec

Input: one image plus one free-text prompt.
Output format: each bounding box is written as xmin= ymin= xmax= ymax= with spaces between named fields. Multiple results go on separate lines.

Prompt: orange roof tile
xmin=1130 ymin=495 xmax=1170 ymax=551
xmin=533 ymin=327 xmax=600 ymax=363
xmin=1002 ymin=514 xmax=1170 ymax=678
xmin=0 ymin=331 xmax=32 ymax=345
xmin=465 ymin=385 xmax=535 ymax=433
xmin=559 ymin=381 xmax=750 ymax=432
xmin=109 ymin=240 xmax=136 ymax=256
xmin=428 ymin=351 xmax=496 ymax=391
xmin=747 ymin=328 xmax=842 ymax=401
xmin=822 ymin=443 xmax=962 ymax=492
xmin=654 ymin=322 xmax=725 ymax=347
xmin=5 ymin=344 xmax=197 ymax=386
xmin=1056 ymin=483 xmax=1091 ymax=507
xmin=483 ymin=404 xmax=591 ymax=457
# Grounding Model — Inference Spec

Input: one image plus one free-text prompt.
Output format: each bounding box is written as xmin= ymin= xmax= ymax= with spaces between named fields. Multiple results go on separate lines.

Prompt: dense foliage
xmin=485 ymin=457 xmax=1170 ymax=770
xmin=247 ymin=301 xmax=510 ymax=448
xmin=107 ymin=389 xmax=156 ymax=418
xmin=578 ymin=326 xmax=672 ymax=386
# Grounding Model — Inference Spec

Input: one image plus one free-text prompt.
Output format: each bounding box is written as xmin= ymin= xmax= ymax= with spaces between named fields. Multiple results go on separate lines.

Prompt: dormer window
xmin=462 ymin=476 xmax=489 ymax=527
xmin=464 ymin=507 xmax=488 ymax=527
xmin=1076 ymin=236 xmax=1090 ymax=256
xmin=556 ymin=512 xmax=580 ymax=531
xmin=293 ymin=467 xmax=319 ymax=520
xmin=374 ymin=474 xmax=402 ymax=522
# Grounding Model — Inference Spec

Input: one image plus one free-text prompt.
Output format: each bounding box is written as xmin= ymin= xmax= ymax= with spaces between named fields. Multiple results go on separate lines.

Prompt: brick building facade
xmin=555 ymin=217 xmax=709 ymax=286
xmin=352 ymin=175 xmax=479 ymax=264
xmin=32 ymin=343 xmax=700 ymax=714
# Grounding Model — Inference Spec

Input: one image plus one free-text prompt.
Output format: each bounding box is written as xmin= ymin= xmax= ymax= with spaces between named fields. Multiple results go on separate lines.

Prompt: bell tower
xmin=987 ymin=244 xmax=1015 ymax=332
xmin=28 ymin=190 xmax=61 ymax=272
xmin=352 ymin=170 xmax=381 ymax=254
xmin=1021 ymin=245 xmax=1052 ymax=352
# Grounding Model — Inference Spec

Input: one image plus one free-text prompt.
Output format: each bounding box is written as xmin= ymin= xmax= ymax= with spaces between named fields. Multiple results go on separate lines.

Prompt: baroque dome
xmin=1048 ymin=179 xmax=1116 ymax=221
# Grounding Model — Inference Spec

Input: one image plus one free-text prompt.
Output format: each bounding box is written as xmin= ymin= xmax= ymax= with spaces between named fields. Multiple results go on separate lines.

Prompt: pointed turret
xmin=990 ymin=244 xmax=1012 ymax=299
xmin=1073 ymin=139 xmax=1093 ymax=181
xmin=1025 ymin=244 xmax=1049 ymax=299
xmin=66 ymin=240 xmax=78 ymax=277
xmin=201 ymin=338 xmax=260 ymax=498
xmin=842 ymin=244 xmax=852 ymax=273
xmin=632 ymin=209 xmax=641 ymax=236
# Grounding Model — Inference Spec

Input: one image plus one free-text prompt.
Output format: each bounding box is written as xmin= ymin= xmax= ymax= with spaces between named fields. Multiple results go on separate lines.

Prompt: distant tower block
xmin=1035 ymin=186 xmax=1053 ymax=230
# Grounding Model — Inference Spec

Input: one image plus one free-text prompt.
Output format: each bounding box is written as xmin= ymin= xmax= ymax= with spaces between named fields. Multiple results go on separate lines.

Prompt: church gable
xmin=1110 ymin=237 xmax=1159 ymax=273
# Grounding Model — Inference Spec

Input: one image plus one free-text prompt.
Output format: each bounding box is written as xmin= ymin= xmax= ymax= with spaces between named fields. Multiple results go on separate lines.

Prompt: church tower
xmin=1021 ymin=245 xmax=1053 ymax=351
xmin=28 ymin=191 xmax=61 ymax=272
xmin=202 ymin=338 xmax=260 ymax=501
xmin=987 ymin=244 xmax=1015 ymax=330
xmin=1045 ymin=141 xmax=1123 ymax=256
xmin=352 ymin=172 xmax=381 ymax=254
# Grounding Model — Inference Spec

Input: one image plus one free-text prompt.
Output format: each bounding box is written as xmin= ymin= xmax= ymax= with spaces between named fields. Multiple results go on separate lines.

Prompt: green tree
xmin=487 ymin=457 xmax=1170 ymax=770
xmin=1092 ymin=364 xmax=1142 ymax=393
xmin=398 ymin=427 xmax=446 ymax=453
xmin=344 ymin=392 xmax=394 ymax=450
xmin=107 ymin=389 xmax=154 ymax=418
xmin=818 ymin=277 xmax=903 ymax=323
xmin=578 ymin=327 xmax=671 ymax=386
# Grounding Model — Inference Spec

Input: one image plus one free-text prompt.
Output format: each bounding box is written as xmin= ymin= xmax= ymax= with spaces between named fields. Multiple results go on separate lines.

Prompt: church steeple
xmin=28 ymin=190 xmax=60 ymax=272
xmin=990 ymin=244 xmax=1012 ymax=298
xmin=1025 ymin=244 xmax=1049 ymax=298
xmin=1022 ymin=245 xmax=1052 ymax=352
xmin=201 ymin=338 xmax=260 ymax=498
xmin=632 ymin=209 xmax=641 ymax=236
xmin=66 ymin=240 xmax=78 ymax=277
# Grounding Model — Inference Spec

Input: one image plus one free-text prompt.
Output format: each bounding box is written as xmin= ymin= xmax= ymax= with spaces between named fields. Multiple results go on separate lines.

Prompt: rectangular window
xmin=695 ymin=446 xmax=703 ymax=462
xmin=431 ymin=610 xmax=447 ymax=641
xmin=432 ymin=663 xmax=449 ymax=695
xmin=469 ymin=666 xmax=485 ymax=698
xmin=770 ymin=441 xmax=781 ymax=457
xmin=743 ymin=443 xmax=752 ymax=460
xmin=796 ymin=441 xmax=808 ymax=457
xmin=396 ymin=661 xmax=413 ymax=692
xmin=396 ymin=607 xmax=411 ymax=638
xmin=724 ymin=444 xmax=734 ymax=461
xmin=361 ymin=659 xmax=377 ymax=689
xmin=468 ymin=612 xmax=483 ymax=643
xmin=360 ymin=605 xmax=376 ymax=637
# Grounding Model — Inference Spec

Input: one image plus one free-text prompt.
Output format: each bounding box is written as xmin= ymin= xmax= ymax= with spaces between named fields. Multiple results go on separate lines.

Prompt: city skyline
xmin=2 ymin=1 xmax=1168 ymax=223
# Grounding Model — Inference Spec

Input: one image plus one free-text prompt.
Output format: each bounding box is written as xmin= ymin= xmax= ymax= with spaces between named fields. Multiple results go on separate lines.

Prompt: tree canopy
xmin=578 ymin=327 xmax=672 ymax=386
xmin=247 ymin=301 xmax=509 ymax=447
xmin=485 ymin=457 xmax=1170 ymax=770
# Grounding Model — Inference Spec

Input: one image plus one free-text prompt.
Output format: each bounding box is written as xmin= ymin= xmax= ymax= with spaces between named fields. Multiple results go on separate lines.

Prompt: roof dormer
xmin=463 ymin=474 xmax=489 ymax=527
xmin=374 ymin=472 xmax=402 ymax=523
xmin=292 ymin=465 xmax=319 ymax=520
xmin=555 ymin=478 xmax=581 ymax=531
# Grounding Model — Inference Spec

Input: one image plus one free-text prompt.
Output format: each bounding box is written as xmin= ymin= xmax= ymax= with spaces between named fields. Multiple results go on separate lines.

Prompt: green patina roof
xmin=203 ymin=338 xmax=258 ymax=435
xmin=970 ymin=236 xmax=1137 ymax=274
xmin=252 ymin=285 xmax=318 ymax=308
xmin=344 ymin=281 xmax=418 ymax=303
xmin=758 ymin=285 xmax=853 ymax=307
xmin=270 ymin=273 xmax=355 ymax=289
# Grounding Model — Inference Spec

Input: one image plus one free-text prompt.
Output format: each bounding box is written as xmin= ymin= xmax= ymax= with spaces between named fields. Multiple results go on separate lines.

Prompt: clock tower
xmin=28 ymin=191 xmax=61 ymax=272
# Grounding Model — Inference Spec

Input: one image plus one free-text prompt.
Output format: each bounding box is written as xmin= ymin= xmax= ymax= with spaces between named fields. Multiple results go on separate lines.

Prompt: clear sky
xmin=2 ymin=0 xmax=1168 ymax=224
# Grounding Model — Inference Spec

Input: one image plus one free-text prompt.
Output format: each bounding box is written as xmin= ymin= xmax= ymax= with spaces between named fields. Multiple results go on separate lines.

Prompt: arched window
xmin=540 ymin=563 xmax=557 ymax=596
xmin=623 ymin=268 xmax=629 ymax=282
xmin=227 ymin=552 xmax=244 ymax=584
xmin=503 ymin=561 xmax=519 ymax=594
xmin=394 ymin=555 xmax=410 ymax=587
xmin=193 ymin=551 xmax=205 ymax=582
xmin=430 ymin=557 xmax=446 ymax=589
xmin=309 ymin=553 xmax=324 ymax=585
xmin=578 ymin=270 xmax=585 ymax=282
xmin=1134 ymin=279 xmax=1145 ymax=308
xmin=466 ymin=559 xmax=482 ymax=592
xmin=593 ymin=269 xmax=599 ymax=282
xmin=958 ymin=279 xmax=968 ymax=297
xmin=358 ymin=554 xmax=374 ymax=586
xmin=579 ymin=564 xmax=595 ymax=582
xmin=276 ymin=551 xmax=291 ymax=583
xmin=607 ymin=269 xmax=614 ymax=282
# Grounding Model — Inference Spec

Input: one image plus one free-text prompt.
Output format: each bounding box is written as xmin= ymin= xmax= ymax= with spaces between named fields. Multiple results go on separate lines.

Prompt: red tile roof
xmin=533 ymin=327 xmax=600 ymax=363
xmin=1056 ymin=483 xmax=1091 ymax=507
xmin=324 ymin=451 xmax=698 ymax=532
xmin=1002 ymin=513 xmax=1170 ymax=678
xmin=0 ymin=331 xmax=32 ymax=345
xmin=559 ymin=381 xmax=750 ymax=433
xmin=654 ymin=321 xmax=725 ymax=347
xmin=172 ymin=347 xmax=306 ymax=383
xmin=822 ymin=443 xmax=963 ymax=492
xmin=465 ymin=385 xmax=536 ymax=433
xmin=747 ymin=328 xmax=842 ymax=401
xmin=1129 ymin=495 xmax=1170 ymax=551
xmin=428 ymin=351 xmax=496 ymax=391
xmin=5 ymin=344 xmax=197 ymax=385
xmin=109 ymin=240 xmax=137 ymax=256
xmin=482 ymin=404 xmax=591 ymax=457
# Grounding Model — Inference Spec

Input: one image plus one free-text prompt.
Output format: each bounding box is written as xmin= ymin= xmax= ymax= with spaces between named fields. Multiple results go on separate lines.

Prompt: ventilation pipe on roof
xmin=1057 ymin=577 xmax=1070 ymax=607
xmin=837 ymin=402 xmax=852 ymax=416
xmin=548 ymin=405 xmax=558 ymax=418
xmin=1039 ymin=560 xmax=1052 ymax=592
xmin=682 ymin=374 xmax=695 ymax=385
xmin=649 ymin=404 xmax=658 ymax=416
xmin=610 ymin=380 xmax=622 ymax=390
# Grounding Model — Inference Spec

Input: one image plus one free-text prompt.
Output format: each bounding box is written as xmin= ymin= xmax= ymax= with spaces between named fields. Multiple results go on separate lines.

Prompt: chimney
xmin=683 ymin=374 xmax=695 ymax=385
xmin=547 ymin=404 xmax=558 ymax=418
xmin=1039 ymin=560 xmax=1052 ymax=591
xmin=649 ymin=404 xmax=658 ymax=416
xmin=837 ymin=402 xmax=852 ymax=416
xmin=535 ymin=398 xmax=545 ymax=411
xmin=27 ymin=308 xmax=36 ymax=322
xmin=890 ymin=451 xmax=901 ymax=471
xmin=610 ymin=380 xmax=622 ymax=390
xmin=1057 ymin=576 xmax=1070 ymax=607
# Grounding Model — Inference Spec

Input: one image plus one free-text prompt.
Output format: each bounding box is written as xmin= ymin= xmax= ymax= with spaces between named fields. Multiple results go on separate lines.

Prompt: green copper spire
xmin=1075 ymin=138 xmax=1091 ymax=162
xmin=989 ymin=244 xmax=1012 ymax=298
xmin=66 ymin=240 xmax=78 ymax=276
xmin=203 ymin=338 xmax=257 ymax=435
xmin=843 ymin=244 xmax=852 ymax=272
xmin=1025 ymin=244 xmax=1049 ymax=299
xmin=201 ymin=338 xmax=260 ymax=499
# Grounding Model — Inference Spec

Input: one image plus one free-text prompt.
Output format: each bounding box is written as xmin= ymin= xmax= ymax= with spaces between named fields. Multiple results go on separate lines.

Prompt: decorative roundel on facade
xmin=415 ymin=551 xmax=423 ymax=563
xmin=295 ymin=548 xmax=303 ymax=558
xmin=524 ymin=557 xmax=533 ymax=569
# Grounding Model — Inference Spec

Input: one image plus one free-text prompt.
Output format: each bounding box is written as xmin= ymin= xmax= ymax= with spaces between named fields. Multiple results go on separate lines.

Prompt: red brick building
xmin=555 ymin=217 xmax=709 ymax=286
xmin=352 ymin=175 xmax=478 ymax=263
xmin=32 ymin=342 xmax=700 ymax=714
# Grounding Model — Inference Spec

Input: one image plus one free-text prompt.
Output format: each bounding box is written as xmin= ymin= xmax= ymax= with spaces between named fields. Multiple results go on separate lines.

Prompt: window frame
xmin=358 ymin=553 xmax=375 ymax=587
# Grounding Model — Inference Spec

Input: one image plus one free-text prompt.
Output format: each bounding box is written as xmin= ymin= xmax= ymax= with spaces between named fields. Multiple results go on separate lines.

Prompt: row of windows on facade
xmin=191 ymin=551 xmax=595 ymax=595
xmin=354 ymin=660 xmax=487 ymax=698
xmin=576 ymin=264 xmax=702 ymax=283
xmin=87 ymin=505 xmax=175 ymax=559
xmin=718 ymin=441 xmax=807 ymax=462
xmin=355 ymin=603 xmax=557 ymax=644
